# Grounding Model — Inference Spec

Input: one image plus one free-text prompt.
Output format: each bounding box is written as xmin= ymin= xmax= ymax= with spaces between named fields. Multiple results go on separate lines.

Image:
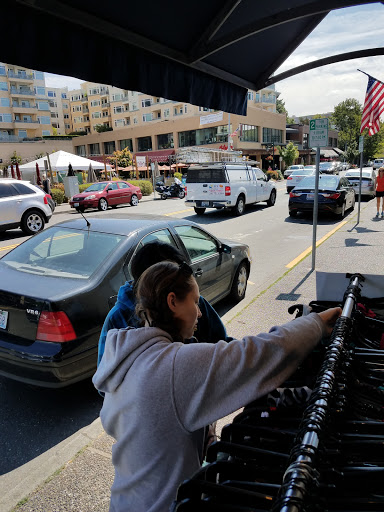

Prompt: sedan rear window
xmin=2 ymin=227 xmax=124 ymax=279
xmin=298 ymin=176 xmax=338 ymax=190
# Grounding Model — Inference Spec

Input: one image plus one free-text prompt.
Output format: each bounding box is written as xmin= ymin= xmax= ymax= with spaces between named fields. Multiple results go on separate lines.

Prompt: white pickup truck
xmin=184 ymin=163 xmax=277 ymax=215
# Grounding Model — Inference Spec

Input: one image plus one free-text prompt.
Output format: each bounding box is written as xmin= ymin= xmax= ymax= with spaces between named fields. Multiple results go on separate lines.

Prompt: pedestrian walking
xmin=93 ymin=260 xmax=341 ymax=512
xmin=375 ymin=167 xmax=384 ymax=218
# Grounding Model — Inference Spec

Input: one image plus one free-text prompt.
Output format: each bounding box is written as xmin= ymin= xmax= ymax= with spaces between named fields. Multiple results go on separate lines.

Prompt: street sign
xmin=359 ymin=135 xmax=364 ymax=153
xmin=309 ymin=118 xmax=328 ymax=147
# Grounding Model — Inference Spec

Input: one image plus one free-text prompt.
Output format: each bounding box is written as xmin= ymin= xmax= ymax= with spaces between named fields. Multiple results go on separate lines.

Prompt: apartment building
xmin=72 ymin=82 xmax=285 ymax=168
xmin=46 ymin=86 xmax=71 ymax=135
xmin=0 ymin=62 xmax=53 ymax=141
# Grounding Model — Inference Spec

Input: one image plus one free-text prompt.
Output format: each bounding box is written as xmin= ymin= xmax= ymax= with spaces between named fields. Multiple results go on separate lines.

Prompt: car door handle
xmin=17 ymin=200 xmax=22 ymax=203
xmin=194 ymin=268 xmax=203 ymax=277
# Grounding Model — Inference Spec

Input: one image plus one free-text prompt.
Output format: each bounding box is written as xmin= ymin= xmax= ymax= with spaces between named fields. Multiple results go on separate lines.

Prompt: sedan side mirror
xmin=219 ymin=243 xmax=232 ymax=254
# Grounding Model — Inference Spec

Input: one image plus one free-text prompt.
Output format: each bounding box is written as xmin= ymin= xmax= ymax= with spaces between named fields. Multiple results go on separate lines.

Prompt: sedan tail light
xmin=286 ymin=176 xmax=293 ymax=180
xmin=321 ymin=192 xmax=340 ymax=199
xmin=289 ymin=191 xmax=301 ymax=197
xmin=36 ymin=311 xmax=76 ymax=342
xmin=184 ymin=186 xmax=187 ymax=196
xmin=225 ymin=186 xmax=231 ymax=196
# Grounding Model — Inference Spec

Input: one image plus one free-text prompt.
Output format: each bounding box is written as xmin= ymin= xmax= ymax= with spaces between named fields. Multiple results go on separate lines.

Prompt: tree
xmin=299 ymin=117 xmax=310 ymax=125
xmin=277 ymin=142 xmax=299 ymax=168
xmin=276 ymin=98 xmax=295 ymax=124
xmin=363 ymin=124 xmax=384 ymax=161
xmin=52 ymin=127 xmax=58 ymax=136
xmin=9 ymin=151 xmax=22 ymax=165
xmin=95 ymin=124 xmax=113 ymax=133
xmin=344 ymin=141 xmax=360 ymax=165
xmin=109 ymin=147 xmax=133 ymax=168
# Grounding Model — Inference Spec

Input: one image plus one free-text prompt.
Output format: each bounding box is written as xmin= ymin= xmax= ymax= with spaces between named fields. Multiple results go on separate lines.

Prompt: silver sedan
xmin=286 ymin=168 xmax=316 ymax=193
xmin=345 ymin=169 xmax=376 ymax=198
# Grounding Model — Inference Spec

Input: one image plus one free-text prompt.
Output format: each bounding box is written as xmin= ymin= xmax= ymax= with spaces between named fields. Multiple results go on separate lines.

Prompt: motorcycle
xmin=155 ymin=179 xmax=185 ymax=200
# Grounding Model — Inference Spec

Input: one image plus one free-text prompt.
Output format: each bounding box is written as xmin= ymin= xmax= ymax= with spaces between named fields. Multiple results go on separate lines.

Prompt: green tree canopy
xmin=276 ymin=97 xmax=295 ymax=124
xmin=9 ymin=151 xmax=22 ymax=165
xmin=95 ymin=124 xmax=113 ymax=133
xmin=109 ymin=147 xmax=133 ymax=168
xmin=277 ymin=142 xmax=299 ymax=168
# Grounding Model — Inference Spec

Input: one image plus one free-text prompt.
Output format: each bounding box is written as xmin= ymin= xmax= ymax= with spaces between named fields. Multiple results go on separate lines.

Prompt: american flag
xmin=230 ymin=126 xmax=240 ymax=137
xmin=360 ymin=74 xmax=384 ymax=136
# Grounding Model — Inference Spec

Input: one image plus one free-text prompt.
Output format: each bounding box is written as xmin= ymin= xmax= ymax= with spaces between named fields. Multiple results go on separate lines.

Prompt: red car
xmin=69 ymin=181 xmax=143 ymax=212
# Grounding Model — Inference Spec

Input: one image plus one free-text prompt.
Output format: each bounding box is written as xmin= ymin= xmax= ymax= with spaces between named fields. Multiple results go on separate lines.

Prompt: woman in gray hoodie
xmin=93 ymin=261 xmax=341 ymax=512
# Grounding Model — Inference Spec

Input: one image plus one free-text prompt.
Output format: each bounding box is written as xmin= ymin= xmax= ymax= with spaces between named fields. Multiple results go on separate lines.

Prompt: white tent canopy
xmin=19 ymin=151 xmax=111 ymax=178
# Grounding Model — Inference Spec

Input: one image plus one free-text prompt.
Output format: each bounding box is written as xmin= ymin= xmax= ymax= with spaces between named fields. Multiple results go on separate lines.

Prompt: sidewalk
xmin=2 ymin=200 xmax=383 ymax=512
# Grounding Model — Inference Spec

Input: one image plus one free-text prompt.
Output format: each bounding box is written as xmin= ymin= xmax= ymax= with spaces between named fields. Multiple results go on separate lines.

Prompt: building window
xmin=92 ymin=112 xmax=101 ymax=119
xmin=51 ymin=112 xmax=59 ymax=118
xmin=174 ymin=106 xmax=184 ymax=116
xmin=52 ymin=122 xmax=59 ymax=128
xmin=102 ymin=111 xmax=109 ymax=117
xmin=35 ymin=87 xmax=46 ymax=96
xmin=240 ymin=124 xmax=259 ymax=142
xmin=255 ymin=93 xmax=260 ymax=102
xmin=0 ymin=113 xmax=12 ymax=122
xmin=142 ymin=113 xmax=153 ymax=122
xmin=76 ymin=145 xmax=86 ymax=157
xmin=0 ymin=81 xmax=8 ymax=91
xmin=114 ymin=119 xmax=125 ymax=127
xmin=89 ymin=88 xmax=100 ymax=95
xmin=104 ymin=141 xmax=116 ymax=154
xmin=199 ymin=107 xmax=215 ymax=112
xmin=42 ymin=130 xmax=51 ymax=136
xmin=71 ymin=94 xmax=83 ymax=101
xmin=164 ymin=109 xmax=170 ymax=118
xmin=73 ymin=105 xmax=82 ymax=112
xmin=63 ymin=103 xmax=69 ymax=109
xmin=48 ymin=91 xmax=56 ymax=98
xmin=49 ymin=100 xmax=57 ymax=108
xmin=61 ymin=92 xmax=67 ymax=99
xmin=65 ymin=124 xmax=71 ymax=129
xmin=34 ymin=71 xmax=44 ymax=80
xmin=0 ymin=97 xmax=10 ymax=107
xmin=141 ymin=98 xmax=152 ymax=108
xmin=119 ymin=139 xmax=133 ymax=151
xmin=113 ymin=106 xmax=124 ymax=114
xmin=37 ymin=101 xmax=50 ymax=111
xmin=184 ymin=105 xmax=187 ymax=114
xmin=18 ymin=130 xmax=27 ymax=138
xmin=0 ymin=65 xmax=6 ymax=76
xmin=73 ymin=116 xmax=83 ymax=123
xmin=133 ymin=117 xmax=138 ymax=124
xmin=247 ymin=91 xmax=254 ymax=101
xmin=178 ymin=125 xmax=230 ymax=147
xmin=89 ymin=143 xmax=100 ymax=155
xmin=64 ymin=114 xmax=69 ymax=119
xmin=262 ymin=127 xmax=283 ymax=144
xmin=137 ymin=136 xmax=152 ymax=152
xmin=38 ymin=116 xmax=51 ymax=124
xmin=157 ymin=133 xmax=174 ymax=150
xmin=91 ymin=100 xmax=101 ymax=107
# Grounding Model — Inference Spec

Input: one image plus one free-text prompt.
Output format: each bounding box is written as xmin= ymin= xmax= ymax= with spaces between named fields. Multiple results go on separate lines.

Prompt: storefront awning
xmin=135 ymin=149 xmax=175 ymax=163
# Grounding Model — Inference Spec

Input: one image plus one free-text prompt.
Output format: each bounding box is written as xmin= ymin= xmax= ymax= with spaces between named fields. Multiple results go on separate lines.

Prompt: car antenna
xmin=79 ymin=210 xmax=91 ymax=227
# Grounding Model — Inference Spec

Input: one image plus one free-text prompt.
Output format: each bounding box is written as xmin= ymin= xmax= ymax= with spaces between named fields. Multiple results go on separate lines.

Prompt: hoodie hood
xmin=93 ymin=326 xmax=172 ymax=393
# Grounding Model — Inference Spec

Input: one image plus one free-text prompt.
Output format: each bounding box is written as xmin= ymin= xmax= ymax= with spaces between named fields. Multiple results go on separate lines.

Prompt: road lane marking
xmin=164 ymin=208 xmax=193 ymax=216
xmin=0 ymin=243 xmax=20 ymax=252
xmin=286 ymin=220 xmax=348 ymax=269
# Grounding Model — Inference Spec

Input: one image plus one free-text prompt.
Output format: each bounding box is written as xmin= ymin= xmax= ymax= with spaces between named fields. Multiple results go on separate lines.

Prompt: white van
xmin=185 ymin=163 xmax=277 ymax=215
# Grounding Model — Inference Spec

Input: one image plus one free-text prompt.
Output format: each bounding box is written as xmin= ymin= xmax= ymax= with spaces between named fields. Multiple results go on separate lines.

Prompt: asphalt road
xmin=0 ymin=176 xmax=373 ymax=475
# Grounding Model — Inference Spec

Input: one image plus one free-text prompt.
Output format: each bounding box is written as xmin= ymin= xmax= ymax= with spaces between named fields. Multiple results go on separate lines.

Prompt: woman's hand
xmin=318 ymin=307 xmax=342 ymax=336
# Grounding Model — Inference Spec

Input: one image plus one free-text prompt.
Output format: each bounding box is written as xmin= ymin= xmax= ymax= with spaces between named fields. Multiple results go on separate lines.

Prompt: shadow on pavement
xmin=0 ymin=377 xmax=102 ymax=475
xmin=275 ymin=269 xmax=314 ymax=302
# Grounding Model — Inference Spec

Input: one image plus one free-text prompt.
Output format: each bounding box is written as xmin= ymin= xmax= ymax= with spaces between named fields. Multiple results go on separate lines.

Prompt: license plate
xmin=306 ymin=193 xmax=314 ymax=199
xmin=74 ymin=202 xmax=79 ymax=207
xmin=201 ymin=201 xmax=210 ymax=207
xmin=0 ymin=309 xmax=8 ymax=330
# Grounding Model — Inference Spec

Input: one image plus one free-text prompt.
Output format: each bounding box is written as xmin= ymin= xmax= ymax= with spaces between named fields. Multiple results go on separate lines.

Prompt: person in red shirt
xmin=375 ymin=167 xmax=384 ymax=218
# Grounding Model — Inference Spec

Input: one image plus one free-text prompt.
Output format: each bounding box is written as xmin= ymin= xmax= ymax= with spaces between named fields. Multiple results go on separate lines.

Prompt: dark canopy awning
xmin=2 ymin=1 xmax=380 ymax=115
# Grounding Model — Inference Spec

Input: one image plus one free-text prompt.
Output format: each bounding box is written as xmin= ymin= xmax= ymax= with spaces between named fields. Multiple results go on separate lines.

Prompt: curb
xmin=0 ymin=418 xmax=104 ymax=512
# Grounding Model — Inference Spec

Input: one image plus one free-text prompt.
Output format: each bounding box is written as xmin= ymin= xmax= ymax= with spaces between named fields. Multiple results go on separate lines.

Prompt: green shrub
xmin=51 ymin=188 xmax=65 ymax=205
xmin=128 ymin=179 xmax=153 ymax=196
xmin=174 ymin=172 xmax=182 ymax=181
xmin=266 ymin=169 xmax=283 ymax=181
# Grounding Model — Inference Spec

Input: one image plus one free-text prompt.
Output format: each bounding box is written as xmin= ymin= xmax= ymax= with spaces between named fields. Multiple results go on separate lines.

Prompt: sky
xmin=44 ymin=3 xmax=384 ymax=118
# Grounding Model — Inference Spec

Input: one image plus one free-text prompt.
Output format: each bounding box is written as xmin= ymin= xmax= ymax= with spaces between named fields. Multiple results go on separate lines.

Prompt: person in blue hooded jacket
xmin=97 ymin=241 xmax=229 ymax=367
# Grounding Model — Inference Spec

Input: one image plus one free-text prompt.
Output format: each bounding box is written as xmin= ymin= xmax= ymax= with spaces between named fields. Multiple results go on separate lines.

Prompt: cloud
xmin=44 ymin=73 xmax=84 ymax=91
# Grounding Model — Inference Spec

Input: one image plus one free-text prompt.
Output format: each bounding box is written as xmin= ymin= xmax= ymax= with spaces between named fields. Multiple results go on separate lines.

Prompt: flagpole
xmin=357 ymin=69 xmax=384 ymax=85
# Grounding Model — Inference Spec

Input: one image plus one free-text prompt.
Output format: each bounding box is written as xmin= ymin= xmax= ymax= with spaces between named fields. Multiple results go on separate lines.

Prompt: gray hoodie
xmin=92 ymin=313 xmax=326 ymax=512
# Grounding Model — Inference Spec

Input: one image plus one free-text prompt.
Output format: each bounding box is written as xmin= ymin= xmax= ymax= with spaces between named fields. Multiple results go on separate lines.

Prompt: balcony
xmin=14 ymin=119 xmax=39 ymax=128
xmin=10 ymin=87 xmax=34 ymax=96
xmin=101 ymin=103 xmax=110 ymax=108
xmin=12 ymin=105 xmax=38 ymax=114
xmin=8 ymin=70 xmax=34 ymax=81
xmin=0 ymin=121 xmax=14 ymax=129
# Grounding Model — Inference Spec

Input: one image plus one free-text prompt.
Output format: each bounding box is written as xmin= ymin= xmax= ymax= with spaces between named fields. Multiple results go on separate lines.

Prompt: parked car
xmin=0 ymin=179 xmax=52 ymax=235
xmin=319 ymin=162 xmax=340 ymax=175
xmin=345 ymin=169 xmax=376 ymax=198
xmin=286 ymin=168 xmax=317 ymax=193
xmin=0 ymin=215 xmax=251 ymax=387
xmin=284 ymin=165 xmax=304 ymax=178
xmin=303 ymin=165 xmax=316 ymax=171
xmin=185 ymin=163 xmax=276 ymax=215
xmin=69 ymin=181 xmax=142 ymax=212
xmin=289 ymin=175 xmax=355 ymax=218
xmin=372 ymin=158 xmax=384 ymax=170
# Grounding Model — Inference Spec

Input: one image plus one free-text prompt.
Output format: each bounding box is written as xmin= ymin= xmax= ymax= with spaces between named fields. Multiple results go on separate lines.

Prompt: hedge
xmin=50 ymin=188 xmax=65 ymax=205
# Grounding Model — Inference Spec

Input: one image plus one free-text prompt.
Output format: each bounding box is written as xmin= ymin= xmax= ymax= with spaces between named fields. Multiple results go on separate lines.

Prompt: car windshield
xmin=304 ymin=166 xmax=315 ymax=169
xmin=346 ymin=172 xmax=371 ymax=178
xmin=288 ymin=166 xmax=301 ymax=170
xmin=2 ymin=227 xmax=125 ymax=279
xmin=298 ymin=176 xmax=338 ymax=190
xmin=291 ymin=169 xmax=314 ymax=176
xmin=84 ymin=183 xmax=108 ymax=192
xmin=319 ymin=163 xmax=332 ymax=168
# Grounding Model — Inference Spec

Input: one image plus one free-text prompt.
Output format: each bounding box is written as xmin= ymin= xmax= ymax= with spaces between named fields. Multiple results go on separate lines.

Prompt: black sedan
xmin=0 ymin=215 xmax=251 ymax=388
xmin=288 ymin=175 xmax=355 ymax=218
